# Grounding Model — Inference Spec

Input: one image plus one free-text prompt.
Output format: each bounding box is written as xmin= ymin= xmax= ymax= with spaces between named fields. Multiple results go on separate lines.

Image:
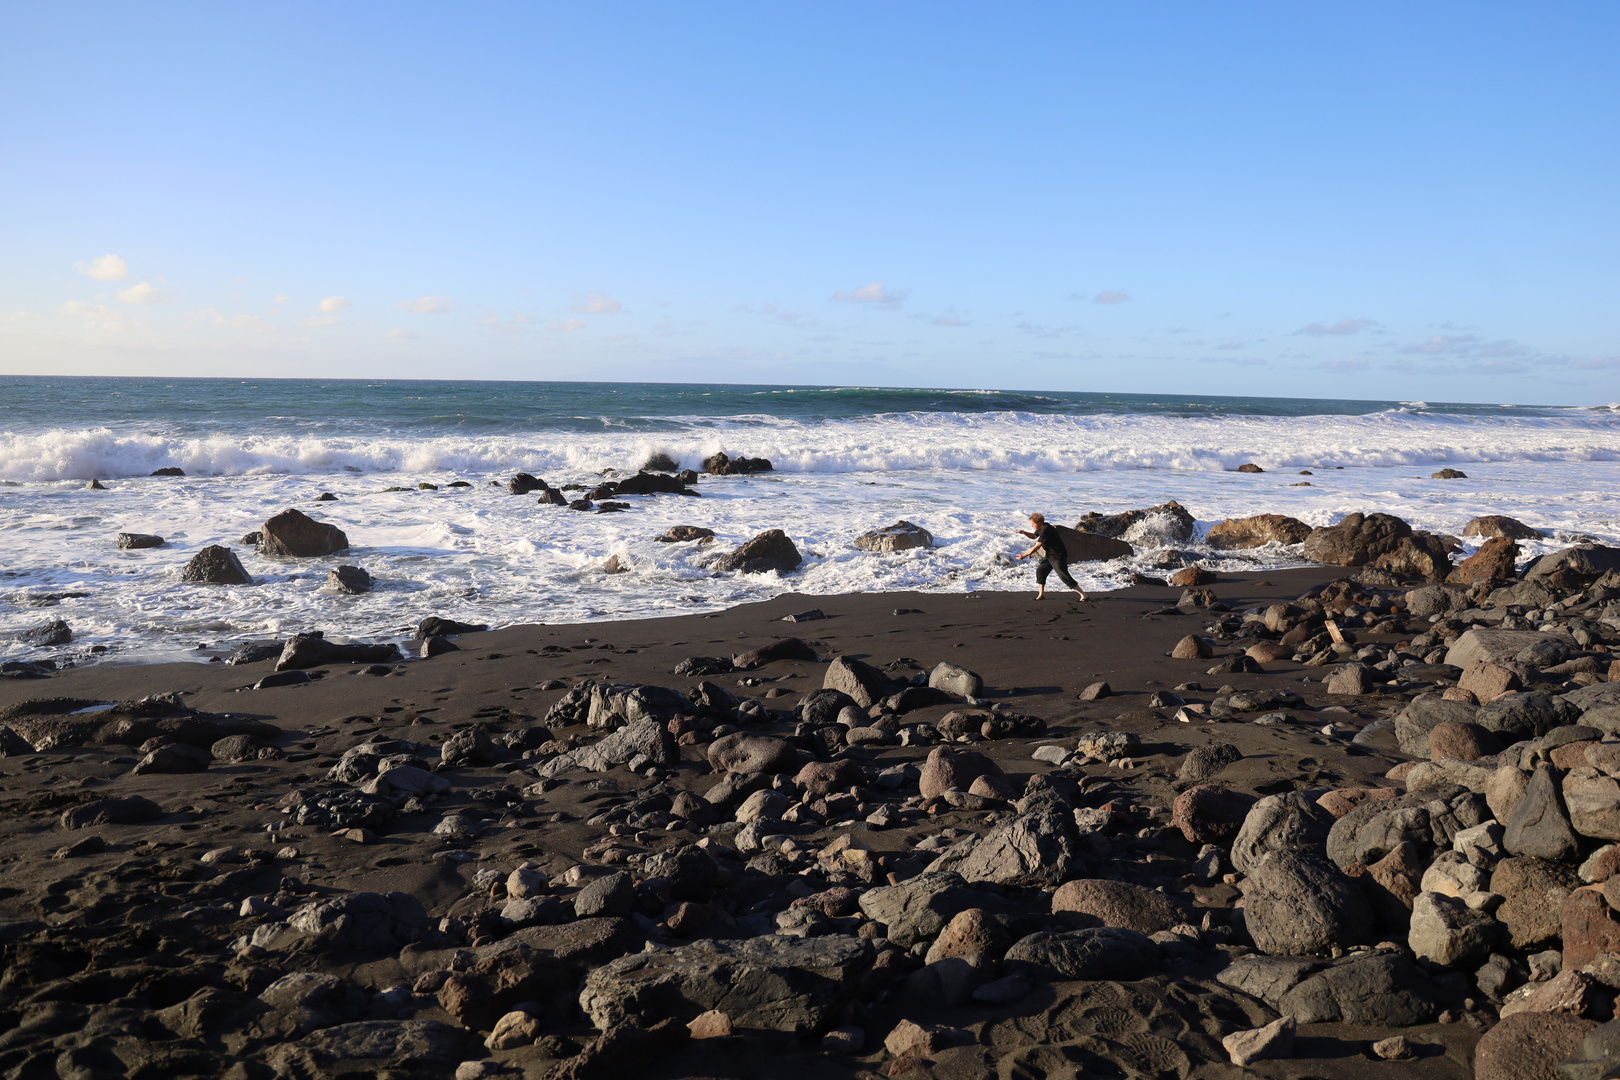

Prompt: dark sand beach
xmin=16 ymin=560 xmax=1603 ymax=1079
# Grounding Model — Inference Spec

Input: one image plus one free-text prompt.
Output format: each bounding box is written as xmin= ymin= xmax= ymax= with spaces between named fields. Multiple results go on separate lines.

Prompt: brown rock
xmin=1316 ymin=787 xmax=1399 ymax=818
xmin=884 ymin=1019 xmax=966 ymax=1059
xmin=967 ymin=773 xmax=1018 ymax=802
xmin=1450 ymin=537 xmax=1521 ymax=586
xmin=687 ymin=1010 xmax=732 ymax=1039
xmin=925 ymin=908 xmax=1011 ymax=964
xmin=1551 ymin=742 xmax=1601 ymax=771
xmin=1371 ymin=1035 xmax=1415 ymax=1060
xmin=1459 ymin=661 xmax=1522 ymax=703
xmin=1426 ymin=719 xmax=1503 ymax=761
xmin=917 ymin=747 xmax=1003 ymax=800
xmin=1563 ymin=886 xmax=1620 ymax=969
xmin=794 ymin=759 xmax=861 ymax=796
xmin=1585 ymin=847 xmax=1620 ymax=884
xmin=547 ymin=1019 xmax=690 ymax=1080
xmin=1442 ymin=687 xmax=1480 ymax=704
xmin=1464 ymin=515 xmax=1542 ymax=541
xmin=1050 ymin=879 xmax=1188 ymax=934
xmin=714 ymin=529 xmax=802 ymax=574
xmin=1372 ymin=532 xmax=1453 ymax=581
xmin=1171 ymin=785 xmax=1256 ymax=844
xmin=1206 ymin=514 xmax=1311 ymax=550
xmin=1472 ymin=1012 xmax=1595 ymax=1080
xmin=180 ymin=544 xmax=254 ymax=585
xmin=1302 ymin=512 xmax=1412 ymax=567
xmin=1170 ymin=566 xmax=1215 ymax=587
xmin=1246 ymin=641 xmax=1293 ymax=664
xmin=1235 ymin=462 xmax=1265 ymax=473
xmin=1494 ymin=857 xmax=1578 ymax=951
xmin=1508 ymin=968 xmax=1607 ymax=1018
xmin=486 ymin=1010 xmax=544 ymax=1051
xmin=1363 ymin=841 xmax=1425 ymax=924
xmin=1171 ymin=635 xmax=1213 ymax=660
xmin=259 ymin=507 xmax=349 ymax=557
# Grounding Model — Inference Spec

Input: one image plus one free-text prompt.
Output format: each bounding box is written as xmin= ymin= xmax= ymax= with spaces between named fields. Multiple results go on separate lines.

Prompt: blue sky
xmin=1 ymin=3 xmax=1616 ymax=403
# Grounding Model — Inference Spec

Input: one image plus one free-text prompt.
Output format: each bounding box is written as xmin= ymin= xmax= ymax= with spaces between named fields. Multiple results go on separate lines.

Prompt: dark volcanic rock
xmin=61 ymin=795 xmax=165 ymax=830
xmin=260 ymin=508 xmax=349 ymax=557
xmin=579 ymin=935 xmax=871 ymax=1035
xmin=416 ymin=616 xmax=488 ymax=638
xmin=1301 ymin=512 xmax=1412 ymax=567
xmin=1464 ymin=514 xmax=1541 ymax=541
xmin=733 ymin=637 xmax=819 ymax=669
xmin=854 ymin=520 xmax=934 ymax=552
xmin=1004 ymin=927 xmax=1159 ymax=980
xmin=13 ymin=620 xmax=72 ymax=647
xmin=276 ymin=633 xmax=403 ymax=672
xmin=324 ymin=565 xmax=373 ymax=594
xmin=822 ymin=655 xmax=900 ymax=708
xmin=507 ymin=473 xmax=546 ymax=494
xmin=1206 ymin=514 xmax=1311 ymax=549
xmin=182 ymin=545 xmax=254 ymax=585
xmin=614 ymin=471 xmax=696 ymax=497
xmin=714 ymin=529 xmax=802 ymax=574
xmin=1243 ymin=850 xmax=1373 ymax=956
xmin=1074 ymin=501 xmax=1195 ymax=543
xmin=116 ymin=532 xmax=165 ymax=549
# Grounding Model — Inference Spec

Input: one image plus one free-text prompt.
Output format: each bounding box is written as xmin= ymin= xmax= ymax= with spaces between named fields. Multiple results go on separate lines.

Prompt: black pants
xmin=1035 ymin=556 xmax=1078 ymax=589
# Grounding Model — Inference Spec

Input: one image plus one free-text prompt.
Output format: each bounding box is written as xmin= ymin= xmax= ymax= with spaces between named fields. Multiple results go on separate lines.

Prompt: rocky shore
xmin=3 ymin=497 xmax=1620 ymax=1078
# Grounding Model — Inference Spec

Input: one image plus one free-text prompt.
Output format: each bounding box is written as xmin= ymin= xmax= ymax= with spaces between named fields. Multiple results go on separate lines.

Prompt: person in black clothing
xmin=1016 ymin=512 xmax=1086 ymax=600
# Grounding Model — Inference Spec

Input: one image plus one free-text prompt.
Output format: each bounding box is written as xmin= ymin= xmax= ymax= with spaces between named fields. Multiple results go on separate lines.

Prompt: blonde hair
xmin=1028 ymin=512 xmax=1046 ymax=525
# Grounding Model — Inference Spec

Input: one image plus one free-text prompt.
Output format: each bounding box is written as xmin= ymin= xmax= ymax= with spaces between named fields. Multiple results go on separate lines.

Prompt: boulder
xmin=1171 ymin=785 xmax=1256 ymax=844
xmin=60 ymin=795 xmax=165 ymax=830
xmin=1205 ymin=514 xmax=1311 ymax=550
xmin=1457 ymin=663 xmax=1521 ymax=705
xmin=1426 ymin=719 xmax=1502 ymax=760
xmin=1494 ymin=857 xmax=1578 ymax=950
xmin=1372 ymin=532 xmax=1452 ymax=581
xmin=1562 ymin=886 xmax=1620 ymax=970
xmin=117 ymin=532 xmax=165 ymax=549
xmin=702 ymin=452 xmax=772 ymax=476
xmin=1326 ymin=786 xmax=1489 ymax=868
xmin=858 ymin=871 xmax=1014 ymax=948
xmin=714 ymin=529 xmax=801 ymax=574
xmin=1301 ymin=512 xmax=1412 ymax=567
xmin=1074 ymin=501 xmax=1195 ymax=543
xmin=1004 ymin=927 xmax=1158 ymax=980
xmin=260 ymin=508 xmax=349 ymax=557
xmin=1171 ymin=635 xmax=1213 ymax=660
xmin=1242 ymin=850 xmax=1374 ymax=956
xmin=181 ymin=545 xmax=254 ymax=585
xmin=578 ymin=935 xmax=871 ymax=1035
xmin=1525 ymin=545 xmax=1620 ymax=585
xmin=613 ymin=471 xmax=694 ymax=496
xmin=925 ymin=908 xmax=1012 ymax=964
xmin=1450 ymin=537 xmax=1521 ymax=586
xmin=1050 ymin=879 xmax=1188 ymax=933
xmin=1464 ymin=515 xmax=1541 ymax=541
xmin=13 ymin=620 xmax=72 ymax=647
xmin=933 ymin=807 xmax=1080 ymax=888
xmin=416 ymin=616 xmax=488 ymax=638
xmin=324 ymin=565 xmax=373 ymax=594
xmin=732 ymin=637 xmax=819 ymax=668
xmin=1431 ymin=468 xmax=1467 ymax=479
xmin=1564 ymin=768 xmax=1620 ymax=841
xmin=1222 ymin=1016 xmax=1295 ymax=1067
xmin=1216 ymin=952 xmax=1441 ymax=1026
xmin=276 ymin=633 xmax=403 ymax=672
xmin=1405 ymin=584 xmax=1468 ymax=618
xmin=1407 ymin=891 xmax=1498 ymax=967
xmin=1053 ymin=526 xmax=1133 ymax=562
xmin=656 ymin=525 xmax=715 ymax=544
xmin=1445 ymin=629 xmax=1558 ymax=669
xmin=918 ymin=746 xmax=1003 ymax=799
xmin=707 ymin=733 xmax=799 ymax=775
xmin=822 ymin=656 xmax=898 ymax=708
xmin=1177 ymin=742 xmax=1240 ymax=782
xmin=854 ymin=520 xmax=934 ymax=553
xmin=927 ymin=662 xmax=983 ymax=698
xmin=1473 ymin=1012 xmax=1597 ymax=1080
xmin=1394 ymin=695 xmax=1481 ymax=757
xmin=1230 ymin=792 xmax=1336 ymax=874
xmin=507 ymin=473 xmax=546 ymax=494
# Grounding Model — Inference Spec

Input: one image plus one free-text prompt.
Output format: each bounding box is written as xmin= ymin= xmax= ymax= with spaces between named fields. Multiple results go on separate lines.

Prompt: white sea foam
xmin=3 ymin=404 xmax=1618 ymax=665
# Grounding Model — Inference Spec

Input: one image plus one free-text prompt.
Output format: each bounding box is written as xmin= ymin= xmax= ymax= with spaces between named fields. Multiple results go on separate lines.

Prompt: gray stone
xmin=1231 ymin=792 xmax=1337 ymax=874
xmin=927 ymin=661 xmax=983 ymax=698
xmin=1003 ymin=927 xmax=1158 ymax=980
xmin=1242 ymin=850 xmax=1373 ymax=956
xmin=181 ymin=545 xmax=254 ymax=585
xmin=856 ymin=871 xmax=1014 ymax=948
xmin=1177 ymin=742 xmax=1241 ymax=782
xmin=574 ymin=872 xmax=635 ymax=918
xmin=707 ymin=732 xmax=799 ymax=774
xmin=1504 ymin=765 xmax=1581 ymax=862
xmin=822 ymin=656 xmax=898 ymax=708
xmin=578 ymin=934 xmax=872 ymax=1035
xmin=1408 ymin=891 xmax=1499 ymax=967
xmin=931 ymin=807 xmax=1079 ymax=888
xmin=60 ymin=795 xmax=164 ymax=830
xmin=854 ymin=520 xmax=934 ymax=553
xmin=1564 ymin=768 xmax=1620 ymax=841
xmin=1394 ymin=695 xmax=1481 ymax=757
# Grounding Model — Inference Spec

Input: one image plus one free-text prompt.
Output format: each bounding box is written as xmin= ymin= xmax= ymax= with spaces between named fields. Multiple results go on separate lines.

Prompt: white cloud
xmin=1093 ymin=290 xmax=1129 ymax=304
xmin=316 ymin=296 xmax=350 ymax=314
xmin=192 ymin=308 xmax=272 ymax=333
xmin=548 ymin=318 xmax=585 ymax=333
xmin=299 ymin=315 xmax=340 ymax=328
xmin=116 ymin=282 xmax=172 ymax=304
xmin=273 ymin=294 xmax=290 ymax=305
xmin=481 ymin=312 xmax=535 ymax=333
xmin=74 ymin=254 xmax=128 ymax=281
xmin=832 ymin=281 xmax=907 ymax=308
xmin=397 ymin=295 xmax=453 ymax=313
xmin=1297 ymin=317 xmax=1375 ymax=336
xmin=385 ymin=327 xmax=414 ymax=342
xmin=1317 ymin=356 xmax=1369 ymax=372
xmin=60 ymin=300 xmax=132 ymax=328
xmin=570 ymin=291 xmax=623 ymax=314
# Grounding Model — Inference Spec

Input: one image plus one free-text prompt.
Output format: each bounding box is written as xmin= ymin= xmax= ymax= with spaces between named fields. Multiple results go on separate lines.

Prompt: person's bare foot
xmin=1034 ymin=590 xmax=1046 ymax=600
xmin=1074 ymin=588 xmax=1087 ymax=600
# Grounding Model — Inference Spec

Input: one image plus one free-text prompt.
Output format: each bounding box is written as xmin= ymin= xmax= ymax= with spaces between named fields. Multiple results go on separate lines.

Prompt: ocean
xmin=3 ymin=375 xmax=1618 ymax=665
